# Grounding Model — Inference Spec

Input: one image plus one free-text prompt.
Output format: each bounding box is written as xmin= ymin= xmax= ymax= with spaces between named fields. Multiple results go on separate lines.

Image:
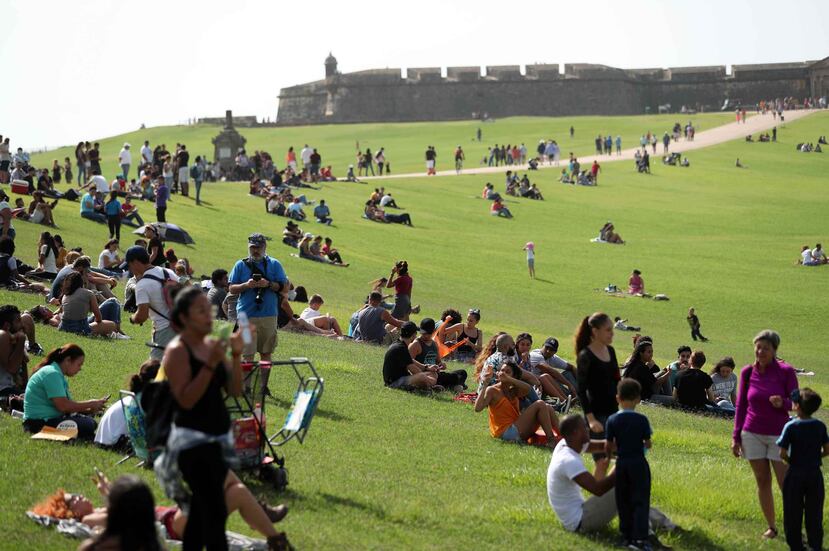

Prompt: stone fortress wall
xmin=276 ymin=55 xmax=829 ymax=125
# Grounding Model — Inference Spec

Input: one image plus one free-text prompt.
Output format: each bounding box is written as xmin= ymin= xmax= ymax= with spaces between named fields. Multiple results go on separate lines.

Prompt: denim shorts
xmin=500 ymin=424 xmax=521 ymax=442
xmin=59 ymin=318 xmax=92 ymax=335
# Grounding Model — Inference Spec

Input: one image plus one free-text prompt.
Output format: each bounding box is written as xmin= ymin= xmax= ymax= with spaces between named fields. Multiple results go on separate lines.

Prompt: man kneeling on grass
xmin=383 ymin=321 xmax=442 ymax=391
xmin=547 ymin=414 xmax=677 ymax=547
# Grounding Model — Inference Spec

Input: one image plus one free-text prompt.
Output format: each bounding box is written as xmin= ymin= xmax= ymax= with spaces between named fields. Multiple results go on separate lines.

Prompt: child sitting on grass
xmin=776 ymin=388 xmax=829 ymax=551
xmin=605 ymin=378 xmax=652 ymax=551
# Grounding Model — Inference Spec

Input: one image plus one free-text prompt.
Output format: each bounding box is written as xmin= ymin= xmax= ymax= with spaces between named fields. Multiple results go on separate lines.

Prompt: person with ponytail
xmin=574 ymin=312 xmax=620 ymax=478
xmin=22 ymin=344 xmax=106 ymax=439
xmin=78 ymin=475 xmax=161 ymax=551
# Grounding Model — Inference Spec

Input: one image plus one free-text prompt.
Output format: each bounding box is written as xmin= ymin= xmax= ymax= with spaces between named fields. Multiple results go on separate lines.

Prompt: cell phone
xmin=252 ymin=274 xmax=263 ymax=281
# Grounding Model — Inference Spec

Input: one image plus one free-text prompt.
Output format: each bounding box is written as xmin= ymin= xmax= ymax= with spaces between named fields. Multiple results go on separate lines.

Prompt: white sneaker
xmin=113 ymin=333 xmax=132 ymax=340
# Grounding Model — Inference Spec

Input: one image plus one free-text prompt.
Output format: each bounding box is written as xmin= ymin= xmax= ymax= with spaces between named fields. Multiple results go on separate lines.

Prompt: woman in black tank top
xmin=164 ymin=287 xmax=244 ymax=550
xmin=441 ymin=309 xmax=483 ymax=363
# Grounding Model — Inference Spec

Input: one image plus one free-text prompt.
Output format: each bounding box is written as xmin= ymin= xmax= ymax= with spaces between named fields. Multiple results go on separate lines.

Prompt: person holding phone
xmin=22 ymin=344 xmax=106 ymax=439
xmin=158 ymin=286 xmax=249 ymax=550
xmin=228 ymin=233 xmax=289 ymax=397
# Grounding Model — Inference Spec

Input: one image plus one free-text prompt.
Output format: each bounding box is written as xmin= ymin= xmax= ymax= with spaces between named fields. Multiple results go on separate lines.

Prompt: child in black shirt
xmin=777 ymin=388 xmax=829 ymax=551
xmin=605 ymin=378 xmax=652 ymax=550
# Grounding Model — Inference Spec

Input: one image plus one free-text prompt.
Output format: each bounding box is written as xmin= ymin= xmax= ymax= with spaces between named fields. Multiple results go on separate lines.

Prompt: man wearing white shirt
xmin=299 ymin=294 xmax=342 ymax=335
xmin=300 ymin=144 xmax=312 ymax=170
xmin=140 ymin=140 xmax=152 ymax=167
xmin=379 ymin=193 xmax=399 ymax=208
xmin=89 ymin=171 xmax=110 ymax=194
xmin=529 ymin=337 xmax=578 ymax=393
xmin=118 ymin=143 xmax=132 ymax=180
xmin=547 ymin=415 xmax=676 ymax=540
xmin=811 ymin=243 xmax=827 ymax=265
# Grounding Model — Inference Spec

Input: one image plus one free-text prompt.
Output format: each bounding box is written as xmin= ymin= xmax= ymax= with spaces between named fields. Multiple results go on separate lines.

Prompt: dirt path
xmin=364 ymin=110 xmax=817 ymax=180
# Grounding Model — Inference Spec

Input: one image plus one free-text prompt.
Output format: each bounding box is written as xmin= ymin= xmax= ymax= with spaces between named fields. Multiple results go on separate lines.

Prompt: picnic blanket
xmin=27 ymin=512 xmax=268 ymax=550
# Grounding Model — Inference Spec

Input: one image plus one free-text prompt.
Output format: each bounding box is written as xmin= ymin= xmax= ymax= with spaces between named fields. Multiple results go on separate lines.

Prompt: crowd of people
xmin=1 ymin=109 xmax=828 ymax=551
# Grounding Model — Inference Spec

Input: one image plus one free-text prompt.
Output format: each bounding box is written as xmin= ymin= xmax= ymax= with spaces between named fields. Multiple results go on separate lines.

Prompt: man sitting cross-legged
xmin=407 ymin=318 xmax=468 ymax=392
xmin=383 ymin=321 xmax=441 ymax=391
xmin=299 ymin=294 xmax=343 ymax=336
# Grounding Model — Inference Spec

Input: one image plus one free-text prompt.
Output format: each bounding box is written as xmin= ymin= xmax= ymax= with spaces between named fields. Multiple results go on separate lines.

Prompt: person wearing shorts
xmin=382 ymin=321 xmax=440 ymax=392
xmin=228 ymin=233 xmax=289 ymax=398
xmin=732 ymin=330 xmax=799 ymax=540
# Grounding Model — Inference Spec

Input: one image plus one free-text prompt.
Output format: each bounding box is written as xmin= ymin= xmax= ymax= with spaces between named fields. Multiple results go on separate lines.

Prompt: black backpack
xmin=141 ymin=380 xmax=176 ymax=450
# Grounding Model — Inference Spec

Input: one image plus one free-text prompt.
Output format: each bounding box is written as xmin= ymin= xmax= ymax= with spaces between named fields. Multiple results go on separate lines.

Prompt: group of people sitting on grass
xmin=798 ymin=243 xmax=828 ymax=266
xmin=504 ymin=171 xmax=544 ymax=199
xmin=797 ymin=142 xmax=823 ymax=153
xmin=662 ymin=152 xmax=690 ymax=166
xmin=363 ymin=199 xmax=412 ymax=225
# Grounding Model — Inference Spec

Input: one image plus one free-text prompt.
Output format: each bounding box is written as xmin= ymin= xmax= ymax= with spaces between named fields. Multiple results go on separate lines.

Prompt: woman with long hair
xmin=22 ymin=344 xmax=106 ymax=439
xmin=439 ymin=308 xmax=483 ymax=363
xmin=732 ymin=330 xmax=798 ymax=540
xmin=474 ymin=332 xmax=504 ymax=383
xmin=157 ymin=286 xmax=257 ymax=550
xmin=75 ymin=142 xmax=87 ymax=185
xmin=57 ymin=271 xmax=118 ymax=337
xmin=622 ymin=338 xmax=672 ymax=405
xmin=29 ymin=231 xmax=59 ymax=279
xmin=574 ymin=312 xmax=620 ymax=478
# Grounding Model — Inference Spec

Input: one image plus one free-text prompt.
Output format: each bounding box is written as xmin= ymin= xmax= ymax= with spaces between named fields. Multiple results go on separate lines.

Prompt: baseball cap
xmin=543 ymin=337 xmax=559 ymax=351
xmin=419 ymin=317 xmax=436 ymax=334
xmin=248 ymin=233 xmax=267 ymax=247
xmin=400 ymin=321 xmax=418 ymax=339
xmin=125 ymin=246 xmax=150 ymax=264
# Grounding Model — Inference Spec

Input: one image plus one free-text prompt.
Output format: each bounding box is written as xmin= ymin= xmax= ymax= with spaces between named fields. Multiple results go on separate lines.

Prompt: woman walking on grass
xmin=732 ymin=330 xmax=798 ymax=541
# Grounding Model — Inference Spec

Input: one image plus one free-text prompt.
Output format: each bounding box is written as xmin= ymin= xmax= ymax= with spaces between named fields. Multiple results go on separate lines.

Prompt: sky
xmin=2 ymin=0 xmax=827 ymax=150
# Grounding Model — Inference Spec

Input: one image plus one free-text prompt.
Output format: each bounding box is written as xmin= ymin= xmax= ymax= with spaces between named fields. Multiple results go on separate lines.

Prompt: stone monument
xmin=211 ymin=110 xmax=247 ymax=172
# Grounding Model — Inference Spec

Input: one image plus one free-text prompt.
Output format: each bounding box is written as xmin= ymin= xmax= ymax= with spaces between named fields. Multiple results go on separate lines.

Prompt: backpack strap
xmin=141 ymin=269 xmax=172 ymax=320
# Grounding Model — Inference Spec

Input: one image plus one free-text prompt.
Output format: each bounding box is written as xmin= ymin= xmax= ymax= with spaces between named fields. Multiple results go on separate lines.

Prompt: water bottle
xmin=237 ymin=311 xmax=252 ymax=345
xmin=11 ymin=410 xmax=24 ymax=419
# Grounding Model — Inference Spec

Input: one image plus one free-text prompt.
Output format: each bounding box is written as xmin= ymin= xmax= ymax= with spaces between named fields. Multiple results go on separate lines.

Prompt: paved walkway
xmin=364 ymin=110 xmax=817 ymax=180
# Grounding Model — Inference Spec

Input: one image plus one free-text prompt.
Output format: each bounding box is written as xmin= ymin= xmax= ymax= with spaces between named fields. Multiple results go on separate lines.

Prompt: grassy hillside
xmin=30 ymin=113 xmax=736 ymax=180
xmin=2 ymin=111 xmax=828 ymax=550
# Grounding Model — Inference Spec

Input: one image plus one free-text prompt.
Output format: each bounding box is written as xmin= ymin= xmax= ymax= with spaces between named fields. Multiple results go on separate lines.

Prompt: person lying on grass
xmin=475 ymin=360 xmax=559 ymax=446
xmin=30 ymin=472 xmax=289 ymax=548
xmin=599 ymin=222 xmax=624 ymax=244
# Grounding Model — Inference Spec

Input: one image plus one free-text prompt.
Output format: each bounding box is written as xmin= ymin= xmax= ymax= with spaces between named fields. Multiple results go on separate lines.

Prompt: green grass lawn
xmin=30 ymin=112 xmax=736 ymax=181
xmin=3 ymin=111 xmax=828 ymax=550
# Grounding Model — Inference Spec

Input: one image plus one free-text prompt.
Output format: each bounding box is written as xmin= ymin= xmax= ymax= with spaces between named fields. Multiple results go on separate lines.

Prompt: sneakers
xmin=112 ymin=332 xmax=132 ymax=340
xmin=627 ymin=540 xmax=653 ymax=551
xmin=26 ymin=342 xmax=44 ymax=356
xmin=257 ymin=500 xmax=288 ymax=523
xmin=411 ymin=304 xmax=421 ymax=314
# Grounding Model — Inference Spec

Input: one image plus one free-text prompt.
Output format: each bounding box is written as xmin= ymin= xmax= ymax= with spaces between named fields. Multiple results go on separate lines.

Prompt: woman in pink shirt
xmin=731 ymin=330 xmax=798 ymax=540
xmin=628 ymin=269 xmax=644 ymax=295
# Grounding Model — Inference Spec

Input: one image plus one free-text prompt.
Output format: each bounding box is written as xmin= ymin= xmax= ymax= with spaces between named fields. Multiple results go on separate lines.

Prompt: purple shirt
xmin=155 ymin=184 xmax=169 ymax=208
xmin=733 ymin=359 xmax=798 ymax=442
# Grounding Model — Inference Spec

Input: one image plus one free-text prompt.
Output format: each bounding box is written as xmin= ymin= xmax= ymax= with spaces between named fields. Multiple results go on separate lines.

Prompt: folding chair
xmin=267 ymin=358 xmax=324 ymax=447
xmin=116 ymin=390 xmax=150 ymax=467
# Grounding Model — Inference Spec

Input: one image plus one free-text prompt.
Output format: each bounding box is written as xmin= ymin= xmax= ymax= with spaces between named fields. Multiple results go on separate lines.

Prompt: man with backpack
xmin=126 ymin=246 xmax=179 ymax=361
xmin=228 ymin=233 xmax=289 ymax=383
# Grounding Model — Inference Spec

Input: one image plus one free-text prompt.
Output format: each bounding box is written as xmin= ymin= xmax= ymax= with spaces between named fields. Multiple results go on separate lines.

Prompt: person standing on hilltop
xmin=118 ymin=143 xmax=131 ymax=180
xmin=425 ymin=146 xmax=436 ymax=176
xmin=300 ymin=144 xmax=312 ymax=172
xmin=570 ymin=126 xmax=575 ymax=138
xmin=176 ymin=145 xmax=190 ymax=197
xmin=88 ymin=143 xmax=101 ymax=175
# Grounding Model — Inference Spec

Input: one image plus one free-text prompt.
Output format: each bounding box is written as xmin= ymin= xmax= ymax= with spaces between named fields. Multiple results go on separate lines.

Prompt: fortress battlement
xmin=275 ymin=54 xmax=829 ymax=125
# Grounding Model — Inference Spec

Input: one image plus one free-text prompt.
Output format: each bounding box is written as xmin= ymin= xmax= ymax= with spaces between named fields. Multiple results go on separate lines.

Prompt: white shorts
xmin=178 ymin=166 xmax=190 ymax=182
xmin=426 ymin=160 xmax=435 ymax=169
xmin=741 ymin=430 xmax=782 ymax=462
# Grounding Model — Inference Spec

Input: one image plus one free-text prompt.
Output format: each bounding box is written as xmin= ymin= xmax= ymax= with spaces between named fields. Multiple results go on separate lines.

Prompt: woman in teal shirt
xmin=23 ymin=344 xmax=107 ymax=439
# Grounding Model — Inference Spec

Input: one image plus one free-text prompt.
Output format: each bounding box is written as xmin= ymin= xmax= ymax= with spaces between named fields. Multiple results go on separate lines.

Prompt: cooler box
xmin=11 ymin=180 xmax=29 ymax=195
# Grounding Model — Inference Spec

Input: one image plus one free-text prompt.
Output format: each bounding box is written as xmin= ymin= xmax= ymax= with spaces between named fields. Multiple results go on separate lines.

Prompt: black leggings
xmin=107 ymin=215 xmax=121 ymax=240
xmin=178 ymin=443 xmax=229 ymax=551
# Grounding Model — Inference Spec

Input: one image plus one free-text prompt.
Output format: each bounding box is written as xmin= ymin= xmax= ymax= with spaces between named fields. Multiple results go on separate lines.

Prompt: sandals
xmin=762 ymin=526 xmax=778 ymax=539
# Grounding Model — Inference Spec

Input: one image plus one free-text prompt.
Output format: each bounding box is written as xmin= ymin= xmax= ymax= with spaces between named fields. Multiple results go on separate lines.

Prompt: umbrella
xmin=132 ymin=223 xmax=195 ymax=245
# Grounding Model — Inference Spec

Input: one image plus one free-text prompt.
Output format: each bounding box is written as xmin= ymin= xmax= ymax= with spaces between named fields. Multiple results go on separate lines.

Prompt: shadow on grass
xmin=533 ymin=277 xmax=555 ymax=284
xmin=265 ymin=395 xmax=351 ymax=422
xmin=586 ymin=526 xmax=728 ymax=551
